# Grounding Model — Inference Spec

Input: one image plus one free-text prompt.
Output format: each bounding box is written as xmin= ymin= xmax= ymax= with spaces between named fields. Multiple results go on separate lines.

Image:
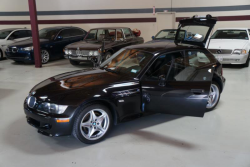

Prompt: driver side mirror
xmin=158 ymin=75 xmax=166 ymax=87
xmin=56 ymin=36 xmax=63 ymax=40
xmin=152 ymin=36 xmax=155 ymax=40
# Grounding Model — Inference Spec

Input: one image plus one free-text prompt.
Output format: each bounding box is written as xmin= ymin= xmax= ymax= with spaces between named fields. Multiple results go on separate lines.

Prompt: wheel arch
xmin=74 ymin=99 xmax=119 ymax=126
xmin=212 ymin=74 xmax=223 ymax=93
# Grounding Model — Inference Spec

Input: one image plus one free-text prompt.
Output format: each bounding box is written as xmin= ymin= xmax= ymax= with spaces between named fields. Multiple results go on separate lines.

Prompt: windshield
xmin=100 ymin=49 xmax=153 ymax=77
xmin=177 ymin=25 xmax=210 ymax=42
xmin=85 ymin=29 xmax=116 ymax=41
xmin=0 ymin=30 xmax=12 ymax=39
xmin=155 ymin=30 xmax=177 ymax=39
xmin=39 ymin=28 xmax=60 ymax=40
xmin=211 ymin=30 xmax=249 ymax=40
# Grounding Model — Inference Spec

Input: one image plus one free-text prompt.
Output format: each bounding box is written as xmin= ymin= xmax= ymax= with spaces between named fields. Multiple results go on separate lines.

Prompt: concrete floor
xmin=0 ymin=59 xmax=249 ymax=167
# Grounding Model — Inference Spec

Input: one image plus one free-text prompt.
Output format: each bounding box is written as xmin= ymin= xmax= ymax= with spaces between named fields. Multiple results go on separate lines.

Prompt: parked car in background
xmin=24 ymin=15 xmax=225 ymax=144
xmin=147 ymin=29 xmax=177 ymax=43
xmin=64 ymin=27 xmax=144 ymax=66
xmin=6 ymin=26 xmax=87 ymax=64
xmin=0 ymin=28 xmax=31 ymax=59
xmin=207 ymin=28 xmax=250 ymax=67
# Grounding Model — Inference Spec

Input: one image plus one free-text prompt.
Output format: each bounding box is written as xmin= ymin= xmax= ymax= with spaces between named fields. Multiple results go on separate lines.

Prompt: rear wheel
xmin=206 ymin=81 xmax=221 ymax=111
xmin=70 ymin=59 xmax=80 ymax=65
xmin=73 ymin=104 xmax=113 ymax=144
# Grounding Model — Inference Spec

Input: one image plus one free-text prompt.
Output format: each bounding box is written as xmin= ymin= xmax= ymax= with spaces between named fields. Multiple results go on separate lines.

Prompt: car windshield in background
xmin=0 ymin=30 xmax=12 ymax=39
xmin=101 ymin=49 xmax=153 ymax=77
xmin=85 ymin=29 xmax=116 ymax=41
xmin=39 ymin=28 xmax=60 ymax=40
xmin=177 ymin=25 xmax=209 ymax=42
xmin=211 ymin=30 xmax=249 ymax=40
xmin=155 ymin=30 xmax=177 ymax=39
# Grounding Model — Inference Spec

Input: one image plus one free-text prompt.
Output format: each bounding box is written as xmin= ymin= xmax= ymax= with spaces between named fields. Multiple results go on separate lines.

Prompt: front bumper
xmin=67 ymin=55 xmax=94 ymax=62
xmin=24 ymin=106 xmax=76 ymax=137
xmin=5 ymin=50 xmax=34 ymax=63
xmin=214 ymin=53 xmax=248 ymax=64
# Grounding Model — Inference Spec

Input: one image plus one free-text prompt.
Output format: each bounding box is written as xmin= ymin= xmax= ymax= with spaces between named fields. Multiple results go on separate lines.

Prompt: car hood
xmin=208 ymin=39 xmax=249 ymax=50
xmin=66 ymin=40 xmax=114 ymax=50
xmin=30 ymin=68 xmax=134 ymax=104
xmin=8 ymin=38 xmax=49 ymax=48
xmin=146 ymin=39 xmax=174 ymax=44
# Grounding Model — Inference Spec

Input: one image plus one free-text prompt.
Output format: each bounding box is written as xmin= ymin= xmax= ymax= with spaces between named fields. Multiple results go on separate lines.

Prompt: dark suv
xmin=6 ymin=26 xmax=87 ymax=64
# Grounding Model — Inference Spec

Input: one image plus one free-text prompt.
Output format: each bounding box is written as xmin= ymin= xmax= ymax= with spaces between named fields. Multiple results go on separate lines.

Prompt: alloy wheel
xmin=206 ymin=84 xmax=220 ymax=109
xmin=80 ymin=109 xmax=110 ymax=140
xmin=41 ymin=50 xmax=50 ymax=64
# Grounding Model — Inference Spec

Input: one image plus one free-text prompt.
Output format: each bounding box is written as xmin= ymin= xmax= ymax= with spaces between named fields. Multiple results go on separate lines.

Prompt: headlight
xmin=233 ymin=49 xmax=247 ymax=55
xmin=64 ymin=49 xmax=69 ymax=55
xmin=89 ymin=51 xmax=94 ymax=56
xmin=94 ymin=51 xmax=99 ymax=56
xmin=37 ymin=102 xmax=68 ymax=114
xmin=68 ymin=50 xmax=72 ymax=55
xmin=23 ymin=46 xmax=33 ymax=51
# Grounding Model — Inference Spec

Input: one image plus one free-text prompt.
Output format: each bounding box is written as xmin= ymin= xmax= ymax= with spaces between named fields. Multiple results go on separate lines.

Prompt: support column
xmin=28 ymin=0 xmax=41 ymax=68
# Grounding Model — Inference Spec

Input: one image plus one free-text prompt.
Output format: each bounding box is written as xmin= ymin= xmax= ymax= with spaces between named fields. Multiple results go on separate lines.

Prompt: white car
xmin=0 ymin=28 xmax=32 ymax=59
xmin=207 ymin=28 xmax=250 ymax=67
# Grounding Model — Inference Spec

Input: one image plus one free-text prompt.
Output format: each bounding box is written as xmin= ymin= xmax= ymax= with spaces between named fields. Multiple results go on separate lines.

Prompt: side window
xmin=117 ymin=29 xmax=124 ymax=40
xmin=145 ymin=52 xmax=182 ymax=80
xmin=123 ymin=28 xmax=132 ymax=39
xmin=169 ymin=50 xmax=212 ymax=81
xmin=248 ymin=29 xmax=250 ymax=36
xmin=27 ymin=30 xmax=32 ymax=37
xmin=71 ymin=29 xmax=84 ymax=36
xmin=9 ymin=30 xmax=28 ymax=39
xmin=59 ymin=29 xmax=71 ymax=38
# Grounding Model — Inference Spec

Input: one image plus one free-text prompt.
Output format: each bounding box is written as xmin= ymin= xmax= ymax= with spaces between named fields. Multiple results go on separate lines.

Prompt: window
xmin=86 ymin=29 xmax=97 ymax=40
xmin=9 ymin=30 xmax=30 ymax=39
xmin=155 ymin=30 xmax=177 ymax=40
xmin=117 ymin=29 xmax=124 ymax=40
xmin=59 ymin=29 xmax=72 ymax=38
xmin=211 ymin=30 xmax=249 ymax=40
xmin=71 ymin=29 xmax=85 ymax=36
xmin=101 ymin=49 xmax=153 ymax=77
xmin=123 ymin=28 xmax=132 ymax=38
xmin=39 ymin=28 xmax=61 ymax=40
xmin=27 ymin=30 xmax=32 ymax=37
xmin=177 ymin=25 xmax=210 ymax=42
xmin=248 ymin=29 xmax=250 ymax=36
xmin=146 ymin=50 xmax=213 ymax=81
xmin=0 ymin=30 xmax=12 ymax=39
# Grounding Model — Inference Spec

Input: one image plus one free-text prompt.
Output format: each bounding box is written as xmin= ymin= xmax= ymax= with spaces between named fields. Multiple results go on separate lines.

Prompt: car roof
xmin=124 ymin=41 xmax=201 ymax=54
xmin=158 ymin=29 xmax=177 ymax=31
xmin=0 ymin=28 xmax=28 ymax=31
xmin=40 ymin=26 xmax=82 ymax=31
xmin=217 ymin=28 xmax=249 ymax=30
xmin=90 ymin=27 xmax=130 ymax=30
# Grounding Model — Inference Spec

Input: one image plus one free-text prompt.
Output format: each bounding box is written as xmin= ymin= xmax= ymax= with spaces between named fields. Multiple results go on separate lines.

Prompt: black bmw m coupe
xmin=24 ymin=15 xmax=225 ymax=144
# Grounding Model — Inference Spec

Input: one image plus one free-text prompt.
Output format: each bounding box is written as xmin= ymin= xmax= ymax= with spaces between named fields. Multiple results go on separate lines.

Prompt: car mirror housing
xmin=158 ymin=75 xmax=166 ymax=87
xmin=57 ymin=36 xmax=63 ymax=40
xmin=152 ymin=36 xmax=155 ymax=40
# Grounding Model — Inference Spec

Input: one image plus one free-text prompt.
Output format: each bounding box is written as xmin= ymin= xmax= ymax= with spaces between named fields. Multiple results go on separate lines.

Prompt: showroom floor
xmin=0 ymin=59 xmax=249 ymax=167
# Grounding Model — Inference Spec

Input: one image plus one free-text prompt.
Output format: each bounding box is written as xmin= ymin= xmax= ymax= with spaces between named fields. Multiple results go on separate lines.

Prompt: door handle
xmin=191 ymin=89 xmax=204 ymax=95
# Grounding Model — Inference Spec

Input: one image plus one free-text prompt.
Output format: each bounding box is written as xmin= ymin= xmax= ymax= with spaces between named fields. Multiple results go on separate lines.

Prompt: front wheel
xmin=41 ymin=50 xmax=50 ymax=64
xmin=206 ymin=82 xmax=221 ymax=111
xmin=73 ymin=104 xmax=113 ymax=144
xmin=244 ymin=54 xmax=250 ymax=67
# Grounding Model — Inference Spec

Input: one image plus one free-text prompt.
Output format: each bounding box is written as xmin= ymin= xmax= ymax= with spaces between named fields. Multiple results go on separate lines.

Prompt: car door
xmin=141 ymin=50 xmax=216 ymax=117
xmin=52 ymin=29 xmax=73 ymax=58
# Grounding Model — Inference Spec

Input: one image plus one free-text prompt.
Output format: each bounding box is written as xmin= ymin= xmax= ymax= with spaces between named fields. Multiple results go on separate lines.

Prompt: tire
xmin=206 ymin=81 xmax=221 ymax=111
xmin=41 ymin=49 xmax=50 ymax=64
xmin=0 ymin=49 xmax=3 ymax=60
xmin=244 ymin=53 xmax=250 ymax=67
xmin=70 ymin=59 xmax=80 ymax=65
xmin=73 ymin=104 xmax=113 ymax=144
